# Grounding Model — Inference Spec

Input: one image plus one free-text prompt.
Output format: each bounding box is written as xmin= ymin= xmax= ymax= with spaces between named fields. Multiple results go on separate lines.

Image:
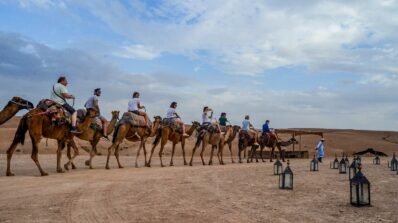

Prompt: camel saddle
xmin=119 ymin=112 xmax=149 ymax=127
xmin=36 ymin=99 xmax=70 ymax=126
xmin=76 ymin=109 xmax=103 ymax=131
xmin=161 ymin=118 xmax=182 ymax=132
xmin=239 ymin=130 xmax=255 ymax=143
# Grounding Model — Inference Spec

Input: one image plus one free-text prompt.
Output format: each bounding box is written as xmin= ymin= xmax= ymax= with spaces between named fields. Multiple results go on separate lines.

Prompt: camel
xmin=147 ymin=121 xmax=201 ymax=167
xmin=63 ymin=111 xmax=120 ymax=170
xmin=224 ymin=125 xmax=241 ymax=163
xmin=0 ymin=97 xmax=33 ymax=126
xmin=248 ymin=135 xmax=298 ymax=163
xmin=6 ymin=108 xmax=92 ymax=176
xmin=105 ymin=116 xmax=162 ymax=169
xmin=237 ymin=130 xmax=260 ymax=163
xmin=189 ymin=126 xmax=232 ymax=166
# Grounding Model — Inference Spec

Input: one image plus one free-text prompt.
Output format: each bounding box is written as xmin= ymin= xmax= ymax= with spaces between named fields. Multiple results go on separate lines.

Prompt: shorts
xmin=62 ymin=103 xmax=75 ymax=114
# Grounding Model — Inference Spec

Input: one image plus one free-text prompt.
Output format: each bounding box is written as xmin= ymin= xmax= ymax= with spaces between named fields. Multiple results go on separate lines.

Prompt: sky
xmin=0 ymin=0 xmax=398 ymax=131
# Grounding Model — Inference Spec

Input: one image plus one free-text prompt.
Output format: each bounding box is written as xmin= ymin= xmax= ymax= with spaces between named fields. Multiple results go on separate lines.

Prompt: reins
xmin=9 ymin=100 xmax=32 ymax=110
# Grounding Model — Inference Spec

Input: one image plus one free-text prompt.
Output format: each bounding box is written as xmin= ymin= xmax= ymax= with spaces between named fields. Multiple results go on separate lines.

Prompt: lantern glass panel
xmin=274 ymin=161 xmax=283 ymax=175
xmin=339 ymin=161 xmax=347 ymax=174
xmin=284 ymin=173 xmax=293 ymax=189
xmin=392 ymin=160 xmax=398 ymax=171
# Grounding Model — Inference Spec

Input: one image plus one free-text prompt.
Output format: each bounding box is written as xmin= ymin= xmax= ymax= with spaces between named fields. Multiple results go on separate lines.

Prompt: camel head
xmin=111 ymin=111 xmax=120 ymax=119
xmin=10 ymin=97 xmax=34 ymax=110
xmin=153 ymin=116 xmax=162 ymax=123
xmin=191 ymin=121 xmax=201 ymax=129
xmin=289 ymin=137 xmax=299 ymax=144
xmin=232 ymin=125 xmax=241 ymax=131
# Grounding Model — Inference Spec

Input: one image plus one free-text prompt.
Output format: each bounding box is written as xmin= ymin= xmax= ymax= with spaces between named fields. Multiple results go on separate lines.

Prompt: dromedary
xmin=224 ymin=125 xmax=240 ymax=163
xmin=237 ymin=130 xmax=259 ymax=163
xmin=248 ymin=135 xmax=298 ymax=163
xmin=6 ymin=108 xmax=92 ymax=176
xmin=147 ymin=121 xmax=201 ymax=167
xmin=64 ymin=111 xmax=120 ymax=170
xmin=0 ymin=97 xmax=33 ymax=126
xmin=105 ymin=115 xmax=162 ymax=169
xmin=189 ymin=126 xmax=232 ymax=166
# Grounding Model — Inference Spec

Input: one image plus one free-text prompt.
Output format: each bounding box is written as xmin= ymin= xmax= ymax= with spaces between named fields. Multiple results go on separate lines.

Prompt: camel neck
xmin=106 ymin=114 xmax=119 ymax=134
xmin=186 ymin=125 xmax=197 ymax=136
xmin=0 ymin=103 xmax=20 ymax=125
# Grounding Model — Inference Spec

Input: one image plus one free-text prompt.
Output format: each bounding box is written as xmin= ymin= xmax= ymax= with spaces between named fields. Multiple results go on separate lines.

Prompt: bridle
xmin=9 ymin=99 xmax=32 ymax=110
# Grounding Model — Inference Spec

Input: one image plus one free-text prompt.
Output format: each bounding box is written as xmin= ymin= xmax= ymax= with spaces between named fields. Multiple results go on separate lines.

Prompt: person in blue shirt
xmin=316 ymin=138 xmax=325 ymax=162
xmin=262 ymin=120 xmax=277 ymax=140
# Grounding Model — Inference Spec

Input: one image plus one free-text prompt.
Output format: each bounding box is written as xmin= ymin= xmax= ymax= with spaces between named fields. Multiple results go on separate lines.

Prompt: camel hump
xmin=120 ymin=112 xmax=147 ymax=127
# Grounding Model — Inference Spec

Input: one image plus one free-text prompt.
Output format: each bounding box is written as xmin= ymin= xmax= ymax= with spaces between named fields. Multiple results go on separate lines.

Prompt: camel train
xmin=2 ymin=96 xmax=297 ymax=176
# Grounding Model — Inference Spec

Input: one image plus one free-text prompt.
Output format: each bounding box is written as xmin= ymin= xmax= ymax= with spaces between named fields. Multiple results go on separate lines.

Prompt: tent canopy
xmin=353 ymin=148 xmax=388 ymax=157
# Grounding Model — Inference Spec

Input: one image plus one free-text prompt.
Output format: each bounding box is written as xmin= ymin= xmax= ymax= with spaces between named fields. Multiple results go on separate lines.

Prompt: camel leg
xmin=56 ymin=141 xmax=65 ymax=173
xmin=106 ymin=125 xmax=127 ymax=169
xmin=229 ymin=143 xmax=235 ymax=163
xmin=247 ymin=146 xmax=253 ymax=163
xmin=208 ymin=145 xmax=215 ymax=165
xmin=200 ymin=142 xmax=207 ymax=166
xmin=238 ymin=145 xmax=243 ymax=163
xmin=115 ymin=145 xmax=123 ymax=168
xmin=86 ymin=140 xmax=98 ymax=169
xmin=147 ymin=140 xmax=160 ymax=167
xmin=270 ymin=146 xmax=275 ymax=162
xmin=189 ymin=145 xmax=198 ymax=166
xmin=158 ymin=142 xmax=167 ymax=168
xmin=142 ymin=142 xmax=148 ymax=166
xmin=170 ymin=143 xmax=176 ymax=166
xmin=181 ymin=140 xmax=187 ymax=165
xmin=6 ymin=142 xmax=19 ymax=176
xmin=30 ymin=136 xmax=48 ymax=176
xmin=106 ymin=144 xmax=115 ymax=169
xmin=218 ymin=145 xmax=225 ymax=165
xmin=135 ymin=140 xmax=144 ymax=168
xmin=64 ymin=143 xmax=72 ymax=171
xmin=244 ymin=147 xmax=247 ymax=159
xmin=260 ymin=146 xmax=265 ymax=162
xmin=253 ymin=146 xmax=259 ymax=163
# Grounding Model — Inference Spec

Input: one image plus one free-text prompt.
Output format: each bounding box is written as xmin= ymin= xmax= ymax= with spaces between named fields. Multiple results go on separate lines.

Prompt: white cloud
xmin=114 ymin=44 xmax=161 ymax=60
xmin=18 ymin=0 xmax=66 ymax=8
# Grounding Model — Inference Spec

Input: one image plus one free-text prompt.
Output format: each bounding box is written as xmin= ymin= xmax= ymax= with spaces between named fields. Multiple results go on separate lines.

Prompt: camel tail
xmin=13 ymin=115 xmax=28 ymax=145
xmin=152 ymin=128 xmax=162 ymax=145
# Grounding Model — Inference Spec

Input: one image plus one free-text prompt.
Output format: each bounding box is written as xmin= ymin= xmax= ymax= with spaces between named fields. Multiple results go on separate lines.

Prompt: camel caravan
xmin=2 ymin=76 xmax=298 ymax=176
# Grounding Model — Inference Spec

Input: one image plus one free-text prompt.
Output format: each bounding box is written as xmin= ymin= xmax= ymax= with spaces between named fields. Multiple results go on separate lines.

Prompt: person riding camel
xmin=165 ymin=102 xmax=189 ymax=137
xmin=50 ymin=76 xmax=81 ymax=134
xmin=218 ymin=112 xmax=230 ymax=127
xmin=202 ymin=106 xmax=223 ymax=134
xmin=128 ymin=91 xmax=150 ymax=127
xmin=84 ymin=88 xmax=109 ymax=138
xmin=242 ymin=115 xmax=259 ymax=146
xmin=262 ymin=120 xmax=278 ymax=142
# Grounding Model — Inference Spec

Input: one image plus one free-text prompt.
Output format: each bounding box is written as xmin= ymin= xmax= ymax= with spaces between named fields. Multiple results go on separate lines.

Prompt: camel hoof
xmin=6 ymin=172 xmax=15 ymax=176
xmin=85 ymin=160 xmax=90 ymax=166
xmin=256 ymin=160 xmax=259 ymax=163
xmin=105 ymin=166 xmax=110 ymax=170
xmin=232 ymin=161 xmax=235 ymax=164
xmin=41 ymin=172 xmax=49 ymax=176
xmin=71 ymin=164 xmax=77 ymax=169
xmin=208 ymin=162 xmax=213 ymax=165
xmin=57 ymin=169 xmax=65 ymax=173
xmin=239 ymin=161 xmax=242 ymax=163
xmin=189 ymin=162 xmax=193 ymax=166
xmin=170 ymin=163 xmax=174 ymax=167
xmin=118 ymin=165 xmax=124 ymax=169
xmin=184 ymin=162 xmax=188 ymax=166
xmin=64 ymin=164 xmax=69 ymax=171
xmin=161 ymin=165 xmax=166 ymax=168
xmin=89 ymin=166 xmax=94 ymax=169
xmin=146 ymin=164 xmax=151 ymax=167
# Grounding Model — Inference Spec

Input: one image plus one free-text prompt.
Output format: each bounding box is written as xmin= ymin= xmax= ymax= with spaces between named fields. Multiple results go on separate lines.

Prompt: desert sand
xmin=1 ymin=117 xmax=398 ymax=223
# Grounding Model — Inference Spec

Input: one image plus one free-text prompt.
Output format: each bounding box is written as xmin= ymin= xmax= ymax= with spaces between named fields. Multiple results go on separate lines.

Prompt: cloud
xmin=114 ymin=44 xmax=161 ymax=60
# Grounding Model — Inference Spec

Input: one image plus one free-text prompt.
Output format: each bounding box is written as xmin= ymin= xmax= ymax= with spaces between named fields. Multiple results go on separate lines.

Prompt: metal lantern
xmin=373 ymin=156 xmax=380 ymax=165
xmin=344 ymin=155 xmax=350 ymax=167
xmin=310 ymin=154 xmax=319 ymax=171
xmin=274 ymin=159 xmax=283 ymax=175
xmin=356 ymin=156 xmax=362 ymax=165
xmin=350 ymin=164 xmax=371 ymax=207
xmin=390 ymin=153 xmax=398 ymax=171
xmin=349 ymin=160 xmax=358 ymax=180
xmin=330 ymin=155 xmax=339 ymax=169
xmin=279 ymin=160 xmax=293 ymax=190
xmin=339 ymin=158 xmax=347 ymax=174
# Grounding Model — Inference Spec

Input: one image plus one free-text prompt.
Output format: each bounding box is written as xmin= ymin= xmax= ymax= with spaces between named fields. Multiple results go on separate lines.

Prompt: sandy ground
xmin=0 ymin=155 xmax=397 ymax=223
xmin=1 ymin=117 xmax=398 ymax=222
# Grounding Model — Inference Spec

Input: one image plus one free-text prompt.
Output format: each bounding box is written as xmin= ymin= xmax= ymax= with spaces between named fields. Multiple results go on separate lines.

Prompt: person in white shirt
xmin=128 ymin=92 xmax=149 ymax=126
xmin=242 ymin=115 xmax=259 ymax=145
xmin=50 ymin=76 xmax=80 ymax=133
xmin=166 ymin=102 xmax=189 ymax=137
xmin=202 ymin=106 xmax=223 ymax=134
xmin=84 ymin=88 xmax=109 ymax=137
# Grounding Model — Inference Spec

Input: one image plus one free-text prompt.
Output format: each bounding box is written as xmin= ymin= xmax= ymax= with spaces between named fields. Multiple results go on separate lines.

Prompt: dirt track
xmin=1 ymin=155 xmax=397 ymax=223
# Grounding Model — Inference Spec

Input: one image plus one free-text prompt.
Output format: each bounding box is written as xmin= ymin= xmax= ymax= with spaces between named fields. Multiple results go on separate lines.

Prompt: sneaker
xmin=220 ymin=132 xmax=225 ymax=135
xmin=103 ymin=135 xmax=110 ymax=141
xmin=70 ymin=126 xmax=82 ymax=134
xmin=254 ymin=142 xmax=259 ymax=146
xmin=183 ymin=133 xmax=189 ymax=137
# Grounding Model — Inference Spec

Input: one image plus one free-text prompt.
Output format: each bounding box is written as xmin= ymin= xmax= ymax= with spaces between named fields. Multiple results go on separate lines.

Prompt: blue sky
xmin=0 ymin=0 xmax=398 ymax=130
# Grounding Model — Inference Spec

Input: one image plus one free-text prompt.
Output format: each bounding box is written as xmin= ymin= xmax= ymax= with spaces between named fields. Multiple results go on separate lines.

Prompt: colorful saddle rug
xmin=119 ymin=112 xmax=149 ymax=127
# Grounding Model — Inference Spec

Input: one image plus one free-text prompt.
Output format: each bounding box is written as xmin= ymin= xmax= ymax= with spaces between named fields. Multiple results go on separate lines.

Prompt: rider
xmin=128 ymin=92 xmax=149 ymax=127
xmin=316 ymin=138 xmax=325 ymax=162
xmin=202 ymin=106 xmax=223 ymax=134
xmin=84 ymin=88 xmax=109 ymax=138
xmin=218 ymin=112 xmax=229 ymax=127
xmin=262 ymin=120 xmax=278 ymax=141
xmin=242 ymin=115 xmax=259 ymax=145
xmin=50 ymin=76 xmax=80 ymax=134
xmin=165 ymin=102 xmax=189 ymax=137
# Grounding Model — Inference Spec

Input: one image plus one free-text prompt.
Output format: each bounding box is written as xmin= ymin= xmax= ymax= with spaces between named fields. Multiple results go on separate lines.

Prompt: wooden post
xmin=292 ymin=133 xmax=295 ymax=152
xmin=299 ymin=134 xmax=302 ymax=151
